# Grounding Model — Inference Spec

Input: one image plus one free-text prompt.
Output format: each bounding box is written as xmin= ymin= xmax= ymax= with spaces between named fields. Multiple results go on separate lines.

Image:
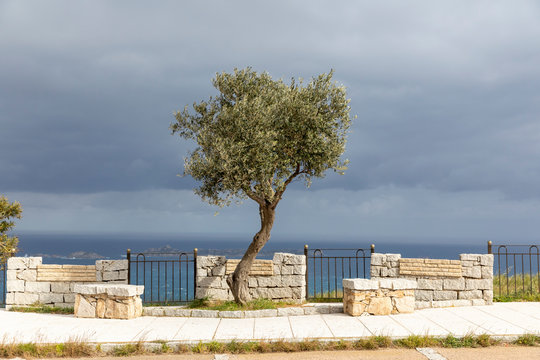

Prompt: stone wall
xmin=370 ymin=253 xmax=493 ymax=309
xmin=5 ymin=257 xmax=128 ymax=309
xmin=196 ymin=253 xmax=306 ymax=303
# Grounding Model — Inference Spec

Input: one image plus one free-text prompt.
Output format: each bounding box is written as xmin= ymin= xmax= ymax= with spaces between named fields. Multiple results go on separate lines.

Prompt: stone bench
xmin=343 ymin=278 xmax=417 ymax=316
xmin=73 ymin=284 xmax=144 ymax=319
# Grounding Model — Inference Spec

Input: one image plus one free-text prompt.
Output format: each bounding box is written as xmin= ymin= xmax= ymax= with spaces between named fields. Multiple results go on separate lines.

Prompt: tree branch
xmin=245 ymin=188 xmax=265 ymax=206
xmin=271 ymin=163 xmax=301 ymax=208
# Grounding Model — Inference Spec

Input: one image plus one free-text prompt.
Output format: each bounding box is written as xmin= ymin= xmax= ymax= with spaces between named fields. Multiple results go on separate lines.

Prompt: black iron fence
xmin=304 ymin=244 xmax=374 ymax=301
xmin=0 ymin=260 xmax=6 ymax=308
xmin=488 ymin=241 xmax=539 ymax=298
xmin=127 ymin=248 xmax=197 ymax=305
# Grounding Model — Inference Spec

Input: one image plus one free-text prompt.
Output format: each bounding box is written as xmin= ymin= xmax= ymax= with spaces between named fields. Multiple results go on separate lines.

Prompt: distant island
xmin=31 ymin=251 xmax=106 ymax=259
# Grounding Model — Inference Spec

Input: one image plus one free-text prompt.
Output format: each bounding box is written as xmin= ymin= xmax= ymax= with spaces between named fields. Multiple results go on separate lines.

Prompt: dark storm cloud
xmin=2 ymin=0 xmax=540 ymax=200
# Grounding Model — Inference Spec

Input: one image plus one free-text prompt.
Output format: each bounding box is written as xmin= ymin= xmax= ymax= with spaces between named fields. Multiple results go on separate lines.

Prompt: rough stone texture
xmin=195 ymin=253 xmax=306 ymax=303
xmin=74 ymin=288 xmax=143 ymax=320
xmin=371 ymin=253 xmax=494 ymax=310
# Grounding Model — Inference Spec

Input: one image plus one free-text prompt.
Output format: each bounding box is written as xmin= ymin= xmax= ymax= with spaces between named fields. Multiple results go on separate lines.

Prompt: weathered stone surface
xmin=196 ymin=287 xmax=230 ymax=300
xmin=257 ymin=276 xmax=281 ymax=287
xmin=175 ymin=308 xmax=193 ymax=317
xmin=219 ymin=310 xmax=244 ymax=318
xmin=386 ymin=279 xmax=417 ymax=290
xmin=465 ymin=279 xmax=492 ymax=290
xmin=273 ymin=265 xmax=281 ymax=275
xmin=12 ymin=292 xmax=38 ymax=305
xmin=26 ymin=281 xmax=51 ymax=293
xmin=291 ymin=286 xmax=306 ymax=299
xmin=277 ymin=307 xmax=304 ymax=316
xmin=393 ymin=296 xmax=415 ymax=313
xmin=74 ymin=294 xmax=95 ymax=318
xmin=481 ymin=266 xmax=493 ymax=279
xmin=191 ymin=309 xmax=219 ymax=318
xmin=6 ymin=270 xmax=17 ymax=280
xmin=197 ymin=276 xmax=224 ymax=288
xmin=370 ymin=254 xmax=385 ymax=266
xmin=244 ymin=309 xmax=278 ymax=318
xmin=64 ymin=293 xmax=76 ymax=303
xmin=292 ymin=264 xmax=306 ymax=275
xmin=458 ymin=290 xmax=482 ymax=300
xmin=269 ymin=287 xmax=293 ymax=299
xmin=327 ymin=303 xmax=343 ymax=313
xmin=343 ymin=278 xmax=379 ymax=290
xmin=417 ymin=279 xmax=443 ymax=290
xmin=471 ymin=299 xmax=486 ymax=306
xmin=483 ymin=290 xmax=493 ymax=304
xmin=103 ymin=271 xmax=120 ymax=281
xmin=443 ymin=278 xmax=465 ymax=290
xmin=415 ymin=301 xmax=431 ymax=310
xmin=17 ymin=269 xmax=37 ymax=282
xmin=50 ymin=282 xmax=70 ymax=293
xmin=367 ymin=297 xmax=392 ymax=315
xmin=460 ymin=254 xmax=482 ymax=262
xmin=5 ymin=292 xmax=15 ymax=305
xmin=386 ymin=254 xmax=401 ymax=262
xmin=248 ymin=277 xmax=258 ymax=287
xmin=7 ymin=257 xmax=29 ymax=270
xmin=6 ymin=279 xmax=25 ymax=292
xmin=39 ymin=293 xmax=64 ymax=303
xmin=462 ymin=266 xmax=481 ymax=278
xmin=348 ymin=302 xmax=367 ymax=316
xmin=211 ymin=265 xmax=226 ymax=276
xmin=431 ymin=299 xmax=471 ymax=308
xmin=433 ymin=290 xmax=457 ymax=301
xmin=280 ymin=266 xmax=294 ymax=275
xmin=415 ymin=290 xmax=433 ymax=301
xmin=479 ymin=255 xmax=494 ymax=266
xmin=281 ymin=276 xmax=303 ymax=287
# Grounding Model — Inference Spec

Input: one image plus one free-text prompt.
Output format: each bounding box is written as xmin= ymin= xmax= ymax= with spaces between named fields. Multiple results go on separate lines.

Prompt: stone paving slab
xmin=0 ymin=303 xmax=539 ymax=345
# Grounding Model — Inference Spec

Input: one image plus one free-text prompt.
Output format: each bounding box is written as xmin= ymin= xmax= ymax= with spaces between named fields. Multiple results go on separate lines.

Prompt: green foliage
xmin=514 ymin=334 xmax=540 ymax=346
xmin=0 ymin=195 xmax=22 ymax=267
xmin=171 ymin=67 xmax=352 ymax=208
xmin=187 ymin=297 xmax=296 ymax=311
xmin=493 ymin=273 xmax=540 ymax=301
xmin=9 ymin=303 xmax=74 ymax=314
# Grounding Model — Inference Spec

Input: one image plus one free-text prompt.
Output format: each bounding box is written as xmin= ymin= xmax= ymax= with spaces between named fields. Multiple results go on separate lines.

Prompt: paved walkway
xmin=0 ymin=302 xmax=539 ymax=344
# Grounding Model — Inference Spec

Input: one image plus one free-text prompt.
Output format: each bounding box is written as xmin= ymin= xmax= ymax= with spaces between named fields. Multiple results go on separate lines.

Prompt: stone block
xmin=414 ymin=290 xmax=433 ymax=301
xmin=291 ymin=286 xmax=306 ymax=299
xmin=143 ymin=307 xmax=164 ymax=316
xmin=292 ymin=264 xmax=306 ymax=275
xmin=303 ymin=306 xmax=319 ymax=315
xmin=343 ymin=278 xmax=379 ymax=290
xmin=462 ymin=266 xmax=481 ymax=279
xmin=273 ymin=265 xmax=281 ymax=275
xmin=443 ymin=278 xmax=465 ymax=290
xmin=103 ymin=271 xmax=120 ymax=281
xmin=117 ymin=270 xmax=128 ymax=281
xmin=39 ymin=293 xmax=64 ymax=304
xmin=219 ymin=310 xmax=244 ymax=318
xmin=17 ymin=269 xmax=37 ymax=281
xmin=96 ymin=272 xmax=103 ymax=281
xmin=196 ymin=287 xmax=230 ymax=300
xmin=417 ymin=279 xmax=443 ymax=290
xmin=175 ymin=308 xmax=193 ymax=317
xmin=481 ymin=266 xmax=493 ymax=279
xmin=6 ymin=279 xmax=25 ymax=292
xmin=370 ymin=267 xmax=381 ymax=277
xmin=244 ymin=309 xmax=278 ymax=318
xmin=460 ymin=254 xmax=482 ymax=262
xmin=51 ymin=282 xmax=70 ymax=293
xmin=96 ymin=260 xmax=128 ymax=272
xmin=387 ymin=279 xmax=417 ymax=290
xmin=281 ymin=275 xmax=303 ymax=287
xmin=7 ymin=257 xmax=29 ymax=270
xmin=471 ymin=299 xmax=486 ymax=306
xmin=197 ymin=256 xmax=226 ymax=269
xmin=275 ymin=253 xmax=305 ymax=265
xmin=258 ymin=276 xmax=281 ymax=287
xmin=415 ymin=301 xmax=431 ymax=310
xmin=370 ymin=254 xmax=385 ymax=266
xmin=211 ymin=265 xmax=226 ymax=276
xmin=54 ymin=302 xmax=74 ymax=308
xmin=14 ymin=292 xmax=39 ymax=305
xmin=6 ymin=270 xmax=17 ymax=280
xmin=280 ymin=266 xmax=294 ymax=275
xmin=328 ymin=303 xmax=343 ymax=313
xmin=386 ymin=268 xmax=399 ymax=277
xmin=248 ymin=277 xmax=258 ymax=287
xmin=197 ymin=276 xmax=224 ymax=288
xmin=277 ymin=307 xmax=304 ymax=316
xmin=465 ymin=279 xmax=492 ymax=290
xmin=347 ymin=302 xmax=367 ymax=316
xmin=26 ymin=281 xmax=51 ymax=293
xmin=483 ymin=290 xmax=493 ymax=304
xmin=432 ymin=299 xmax=471 ymax=308
xmin=479 ymin=255 xmax=494 ymax=266
xmin=433 ymin=290 xmax=457 ymax=301
xmin=5 ymin=292 xmax=14 ymax=305
xmin=28 ymin=257 xmax=42 ymax=269
xmin=191 ymin=309 xmax=219 ymax=318
xmin=367 ymin=297 xmax=392 ymax=315
xmin=268 ymin=287 xmax=293 ymax=299
xmin=386 ymin=254 xmax=401 ymax=262
xmin=393 ymin=296 xmax=415 ymax=313
xmin=458 ymin=290 xmax=482 ymax=300
xmin=74 ymin=294 xmax=95 ymax=317
xmin=64 ymin=293 xmax=76 ymax=303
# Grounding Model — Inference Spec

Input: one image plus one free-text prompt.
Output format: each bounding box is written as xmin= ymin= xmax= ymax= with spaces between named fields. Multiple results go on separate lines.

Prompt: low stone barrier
xmin=343 ymin=278 xmax=417 ymax=316
xmin=74 ymin=284 xmax=144 ymax=319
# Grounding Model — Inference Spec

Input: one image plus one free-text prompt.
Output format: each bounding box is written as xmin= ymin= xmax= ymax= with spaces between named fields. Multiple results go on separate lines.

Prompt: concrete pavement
xmin=0 ymin=302 xmax=539 ymax=345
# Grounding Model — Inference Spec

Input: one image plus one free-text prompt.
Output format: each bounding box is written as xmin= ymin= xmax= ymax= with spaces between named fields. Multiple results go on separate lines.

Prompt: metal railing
xmin=488 ymin=241 xmax=539 ymax=297
xmin=127 ymin=248 xmax=197 ymax=305
xmin=304 ymin=244 xmax=374 ymax=301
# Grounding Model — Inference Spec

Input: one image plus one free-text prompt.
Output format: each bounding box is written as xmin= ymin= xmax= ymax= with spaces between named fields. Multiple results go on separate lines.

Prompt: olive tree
xmin=171 ymin=68 xmax=351 ymax=304
xmin=0 ymin=195 xmax=22 ymax=268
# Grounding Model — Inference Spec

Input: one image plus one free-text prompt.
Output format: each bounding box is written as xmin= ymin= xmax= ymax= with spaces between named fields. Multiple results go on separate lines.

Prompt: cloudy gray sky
xmin=2 ymin=0 xmax=540 ymax=244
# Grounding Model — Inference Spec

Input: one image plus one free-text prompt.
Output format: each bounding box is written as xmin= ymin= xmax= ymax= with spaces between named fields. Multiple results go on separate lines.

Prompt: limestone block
xmin=414 ymin=290 xmax=433 ymax=301
xmin=461 ymin=260 xmax=474 ymax=267
xmin=197 ymin=256 xmax=226 ymax=269
xmin=281 ymin=275 xmax=303 ymax=287
xmin=483 ymin=290 xmax=493 ymax=304
xmin=248 ymin=277 xmax=258 ymax=287
xmin=343 ymin=278 xmax=379 ymax=290
xmin=443 ymin=278 xmax=465 ymax=290
xmin=117 ymin=270 xmax=128 ymax=281
xmin=219 ymin=310 xmax=245 ymax=318
xmin=386 ymin=268 xmax=399 ymax=277
xmin=55 ymin=302 xmax=74 ymax=308
xmin=96 ymin=272 xmax=103 ymax=282
xmin=370 ymin=254 xmax=386 ymax=266
xmin=277 ymin=307 xmax=304 ymax=316
xmin=103 ymin=271 xmax=120 ymax=281
xmin=471 ymin=299 xmax=486 ymax=306
xmin=415 ymin=301 xmax=432 ymax=310
xmin=303 ymin=306 xmax=319 ymax=315
xmin=327 ymin=303 xmax=343 ymax=313
xmin=273 ymin=265 xmax=281 ymax=275
xmin=367 ymin=297 xmax=392 ymax=315
xmin=458 ymin=290 xmax=482 ymax=300
xmin=292 ymin=264 xmax=306 ymax=275
xmin=465 ymin=279 xmax=492 ymax=290
xmin=191 ymin=309 xmax=219 ymax=318
xmin=431 ymin=299 xmax=471 ymax=308
xmin=26 ymin=281 xmax=51 ymax=293
xmin=51 ymin=282 xmax=70 ymax=293
xmin=460 ymin=254 xmax=482 ymax=263
xmin=274 ymin=253 xmax=305 ymax=265
xmin=244 ymin=309 xmax=278 ymax=318
xmin=211 ymin=265 xmax=226 ymax=276
xmin=6 ymin=270 xmax=17 ymax=280
xmin=291 ymin=286 xmax=306 ymax=299
xmin=384 ymin=278 xmax=417 ymax=290
xmin=417 ymin=279 xmax=443 ymax=290
xmin=268 ymin=287 xmax=293 ymax=299
xmin=12 ymin=292 xmax=38 ymax=305
xmin=370 ymin=267 xmax=381 ymax=277
xmin=481 ymin=266 xmax=493 ymax=279
xmin=7 ymin=257 xmax=29 ymax=270
xmin=433 ymin=290 xmax=457 ymax=301
xmin=74 ymin=295 xmax=95 ymax=318
xmin=105 ymin=285 xmax=144 ymax=297
xmin=196 ymin=287 xmax=229 ymax=300
xmin=175 ymin=308 xmax=193 ymax=317
xmin=5 ymin=292 xmax=15 ymax=305
xmin=39 ymin=293 xmax=64 ymax=304
xmin=280 ymin=266 xmax=294 ymax=275
xmin=462 ymin=266 xmax=481 ymax=279
xmin=17 ymin=269 xmax=37 ymax=282
xmin=393 ymin=296 xmax=415 ymax=313
xmin=28 ymin=257 xmax=42 ymax=269
xmin=6 ymin=279 xmax=25 ymax=292
xmin=144 ymin=307 xmax=164 ymax=316
xmin=348 ymin=302 xmax=367 ymax=316
xmin=386 ymin=254 xmax=401 ymax=262
xmin=479 ymin=255 xmax=494 ymax=266
xmin=197 ymin=276 xmax=225 ymax=288
xmin=258 ymin=276 xmax=281 ymax=287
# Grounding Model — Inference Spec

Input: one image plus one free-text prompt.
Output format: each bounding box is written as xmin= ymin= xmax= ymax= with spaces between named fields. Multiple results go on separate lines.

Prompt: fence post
xmin=126 ymin=249 xmax=131 ymax=285
xmin=304 ymin=244 xmax=308 ymax=301
xmin=487 ymin=241 xmax=492 ymax=254
xmin=193 ymin=248 xmax=198 ymax=299
xmin=370 ymin=244 xmax=375 ymax=254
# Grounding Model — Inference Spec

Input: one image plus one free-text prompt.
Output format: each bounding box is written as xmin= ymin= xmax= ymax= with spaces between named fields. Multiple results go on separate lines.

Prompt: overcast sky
xmin=2 ymin=0 xmax=540 ymax=244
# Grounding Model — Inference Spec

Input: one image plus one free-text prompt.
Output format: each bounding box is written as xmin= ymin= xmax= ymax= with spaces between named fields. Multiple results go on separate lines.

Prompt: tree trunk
xmin=227 ymin=203 xmax=275 ymax=305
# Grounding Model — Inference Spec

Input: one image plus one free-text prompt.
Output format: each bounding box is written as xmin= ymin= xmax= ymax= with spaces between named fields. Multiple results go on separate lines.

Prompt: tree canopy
xmin=0 ymin=195 xmax=22 ymax=267
xmin=171 ymin=68 xmax=351 ymax=209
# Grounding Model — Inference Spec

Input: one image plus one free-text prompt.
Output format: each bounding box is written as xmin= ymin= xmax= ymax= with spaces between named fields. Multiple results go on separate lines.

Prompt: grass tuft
xmin=9 ymin=304 xmax=74 ymax=315
xmin=186 ymin=297 xmax=298 ymax=311
xmin=514 ymin=334 xmax=540 ymax=346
